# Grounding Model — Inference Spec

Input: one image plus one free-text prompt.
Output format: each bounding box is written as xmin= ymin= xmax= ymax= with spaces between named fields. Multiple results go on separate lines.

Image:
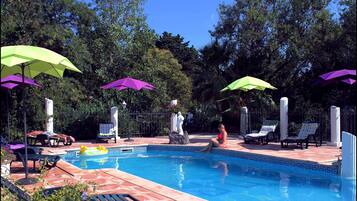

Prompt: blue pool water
xmin=63 ymin=147 xmax=356 ymax=201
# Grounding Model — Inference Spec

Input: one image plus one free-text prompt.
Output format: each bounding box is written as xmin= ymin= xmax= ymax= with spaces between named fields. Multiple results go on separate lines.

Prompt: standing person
xmin=200 ymin=123 xmax=228 ymax=152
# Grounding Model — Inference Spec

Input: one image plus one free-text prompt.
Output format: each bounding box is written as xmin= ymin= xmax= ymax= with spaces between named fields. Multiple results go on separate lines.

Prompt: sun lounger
xmin=27 ymin=131 xmax=75 ymax=146
xmin=40 ymin=187 xmax=138 ymax=201
xmin=244 ymin=120 xmax=279 ymax=144
xmin=10 ymin=147 xmax=60 ymax=170
xmin=91 ymin=194 xmax=139 ymax=201
xmin=280 ymin=123 xmax=319 ymax=149
xmin=97 ymin=124 xmax=116 ymax=143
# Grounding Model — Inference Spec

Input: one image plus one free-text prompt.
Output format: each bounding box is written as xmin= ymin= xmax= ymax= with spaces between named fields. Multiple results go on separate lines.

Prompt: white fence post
xmin=328 ymin=106 xmax=341 ymax=147
xmin=45 ymin=98 xmax=54 ymax=133
xmin=240 ymin=107 xmax=249 ymax=135
xmin=342 ymin=131 xmax=356 ymax=179
xmin=280 ymin=97 xmax=288 ymax=140
xmin=111 ymin=107 xmax=119 ymax=139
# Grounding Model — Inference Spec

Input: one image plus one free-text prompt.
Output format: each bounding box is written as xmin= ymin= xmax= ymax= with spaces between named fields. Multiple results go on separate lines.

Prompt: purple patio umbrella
xmin=1 ymin=75 xmax=41 ymax=89
xmin=101 ymin=77 xmax=155 ymax=90
xmin=341 ymin=78 xmax=356 ymax=85
xmin=101 ymin=77 xmax=155 ymax=141
xmin=318 ymin=69 xmax=356 ymax=85
xmin=1 ymin=75 xmax=41 ymax=147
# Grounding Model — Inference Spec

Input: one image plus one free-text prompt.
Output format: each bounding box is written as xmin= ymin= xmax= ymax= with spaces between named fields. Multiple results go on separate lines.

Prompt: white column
xmin=171 ymin=113 xmax=178 ymax=133
xmin=328 ymin=106 xmax=341 ymax=146
xmin=280 ymin=97 xmax=288 ymax=140
xmin=45 ymin=98 xmax=54 ymax=133
xmin=240 ymin=107 xmax=248 ymax=135
xmin=342 ymin=131 xmax=356 ymax=179
xmin=111 ymin=107 xmax=119 ymax=139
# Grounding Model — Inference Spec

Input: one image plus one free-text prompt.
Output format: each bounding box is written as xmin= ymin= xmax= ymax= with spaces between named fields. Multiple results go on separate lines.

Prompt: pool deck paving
xmin=7 ymin=134 xmax=341 ymax=201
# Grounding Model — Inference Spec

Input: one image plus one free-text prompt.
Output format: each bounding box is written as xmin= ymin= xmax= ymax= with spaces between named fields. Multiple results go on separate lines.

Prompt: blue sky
xmin=144 ymin=0 xmax=234 ymax=48
xmin=144 ymin=0 xmax=341 ymax=49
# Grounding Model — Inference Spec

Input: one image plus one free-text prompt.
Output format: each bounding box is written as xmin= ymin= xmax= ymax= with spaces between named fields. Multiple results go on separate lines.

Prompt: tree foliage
xmin=198 ymin=0 xmax=356 ymax=111
xmin=0 ymin=0 xmax=192 ymax=138
xmin=0 ymin=0 xmax=355 ymax=137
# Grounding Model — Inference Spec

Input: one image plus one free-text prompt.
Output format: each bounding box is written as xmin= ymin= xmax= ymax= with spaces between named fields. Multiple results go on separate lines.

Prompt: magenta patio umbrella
xmin=1 ymin=75 xmax=41 ymax=89
xmin=101 ymin=77 xmax=155 ymax=90
xmin=1 ymin=75 xmax=41 ymax=146
xmin=318 ymin=69 xmax=356 ymax=85
xmin=341 ymin=78 xmax=356 ymax=85
xmin=101 ymin=77 xmax=155 ymax=141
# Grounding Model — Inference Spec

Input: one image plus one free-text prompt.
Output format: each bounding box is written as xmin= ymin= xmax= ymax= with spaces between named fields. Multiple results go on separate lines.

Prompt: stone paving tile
xmin=8 ymin=135 xmax=340 ymax=201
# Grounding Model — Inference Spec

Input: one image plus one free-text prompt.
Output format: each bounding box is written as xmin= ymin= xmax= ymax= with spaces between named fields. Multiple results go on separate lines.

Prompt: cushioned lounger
xmin=91 ymin=194 xmax=139 ymax=201
xmin=97 ymin=123 xmax=116 ymax=143
xmin=244 ymin=120 xmax=279 ymax=144
xmin=280 ymin=123 xmax=319 ymax=149
xmin=41 ymin=187 xmax=138 ymax=201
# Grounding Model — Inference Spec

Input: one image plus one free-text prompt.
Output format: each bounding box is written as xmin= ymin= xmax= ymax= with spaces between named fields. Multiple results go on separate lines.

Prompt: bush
xmin=1 ymin=187 xmax=18 ymax=201
xmin=188 ymin=103 xmax=220 ymax=132
xmin=1 ymin=147 xmax=16 ymax=164
xmin=32 ymin=183 xmax=89 ymax=201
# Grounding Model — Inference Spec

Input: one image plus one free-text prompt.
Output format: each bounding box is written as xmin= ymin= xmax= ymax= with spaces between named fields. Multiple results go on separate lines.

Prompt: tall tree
xmin=0 ymin=0 xmax=159 ymax=138
xmin=156 ymin=32 xmax=201 ymax=76
xmin=155 ymin=32 xmax=202 ymax=98
xmin=131 ymin=48 xmax=193 ymax=111
xmin=200 ymin=0 xmax=351 ymax=110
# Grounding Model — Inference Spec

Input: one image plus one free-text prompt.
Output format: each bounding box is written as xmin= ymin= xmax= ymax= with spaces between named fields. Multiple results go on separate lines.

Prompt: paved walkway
xmin=8 ymin=135 xmax=341 ymax=201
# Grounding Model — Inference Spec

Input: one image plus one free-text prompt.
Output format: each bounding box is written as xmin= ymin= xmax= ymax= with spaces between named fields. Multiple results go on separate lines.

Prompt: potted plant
xmin=1 ymin=147 xmax=15 ymax=178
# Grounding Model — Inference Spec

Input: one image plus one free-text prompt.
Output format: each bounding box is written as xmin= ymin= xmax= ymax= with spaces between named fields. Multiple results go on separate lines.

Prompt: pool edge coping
xmin=147 ymin=144 xmax=340 ymax=175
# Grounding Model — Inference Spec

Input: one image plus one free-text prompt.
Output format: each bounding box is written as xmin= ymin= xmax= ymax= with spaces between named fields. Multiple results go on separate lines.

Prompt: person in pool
xmin=200 ymin=123 xmax=228 ymax=152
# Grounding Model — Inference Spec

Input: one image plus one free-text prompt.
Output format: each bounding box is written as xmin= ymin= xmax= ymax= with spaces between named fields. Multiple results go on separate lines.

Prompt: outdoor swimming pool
xmin=63 ymin=146 xmax=356 ymax=201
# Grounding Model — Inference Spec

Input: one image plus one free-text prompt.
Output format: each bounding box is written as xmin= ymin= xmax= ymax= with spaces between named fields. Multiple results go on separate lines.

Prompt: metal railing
xmin=341 ymin=107 xmax=356 ymax=136
xmin=287 ymin=110 xmax=330 ymax=144
xmin=120 ymin=112 xmax=171 ymax=137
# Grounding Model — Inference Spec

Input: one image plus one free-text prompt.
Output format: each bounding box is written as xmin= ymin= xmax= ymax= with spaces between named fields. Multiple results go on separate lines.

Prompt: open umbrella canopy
xmin=101 ymin=77 xmax=155 ymax=91
xmin=1 ymin=45 xmax=81 ymax=182
xmin=1 ymin=45 xmax=81 ymax=78
xmin=101 ymin=77 xmax=154 ymax=142
xmin=1 ymin=75 xmax=41 ymax=89
xmin=319 ymin=69 xmax=356 ymax=81
xmin=220 ymin=76 xmax=277 ymax=92
xmin=341 ymin=78 xmax=356 ymax=85
xmin=317 ymin=69 xmax=356 ymax=86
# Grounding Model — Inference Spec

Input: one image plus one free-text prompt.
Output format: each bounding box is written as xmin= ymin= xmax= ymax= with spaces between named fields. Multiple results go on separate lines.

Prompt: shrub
xmin=32 ymin=183 xmax=89 ymax=201
xmin=1 ymin=147 xmax=16 ymax=164
xmin=1 ymin=187 xmax=18 ymax=201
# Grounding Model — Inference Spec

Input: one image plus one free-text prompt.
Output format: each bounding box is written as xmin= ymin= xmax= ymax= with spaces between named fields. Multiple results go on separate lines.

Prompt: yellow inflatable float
xmin=80 ymin=145 xmax=108 ymax=156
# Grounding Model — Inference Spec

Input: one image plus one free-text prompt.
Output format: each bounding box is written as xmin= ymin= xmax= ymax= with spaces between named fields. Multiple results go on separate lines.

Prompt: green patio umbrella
xmin=1 ymin=45 xmax=81 ymax=78
xmin=220 ymin=76 xmax=277 ymax=92
xmin=1 ymin=45 xmax=81 ymax=181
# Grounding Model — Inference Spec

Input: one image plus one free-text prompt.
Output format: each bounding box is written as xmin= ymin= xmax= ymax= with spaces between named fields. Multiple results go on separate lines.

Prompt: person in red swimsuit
xmin=200 ymin=123 xmax=228 ymax=152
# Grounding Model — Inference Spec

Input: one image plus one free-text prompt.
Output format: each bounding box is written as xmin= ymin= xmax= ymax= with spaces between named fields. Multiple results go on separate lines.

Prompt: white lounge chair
xmin=244 ymin=120 xmax=279 ymax=144
xmin=97 ymin=123 xmax=116 ymax=143
xmin=280 ymin=123 xmax=319 ymax=149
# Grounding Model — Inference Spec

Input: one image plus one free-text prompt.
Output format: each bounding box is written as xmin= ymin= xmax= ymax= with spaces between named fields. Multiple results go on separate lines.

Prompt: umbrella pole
xmin=124 ymin=89 xmax=134 ymax=142
xmin=7 ymin=90 xmax=11 ymax=140
xmin=21 ymin=65 xmax=29 ymax=179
